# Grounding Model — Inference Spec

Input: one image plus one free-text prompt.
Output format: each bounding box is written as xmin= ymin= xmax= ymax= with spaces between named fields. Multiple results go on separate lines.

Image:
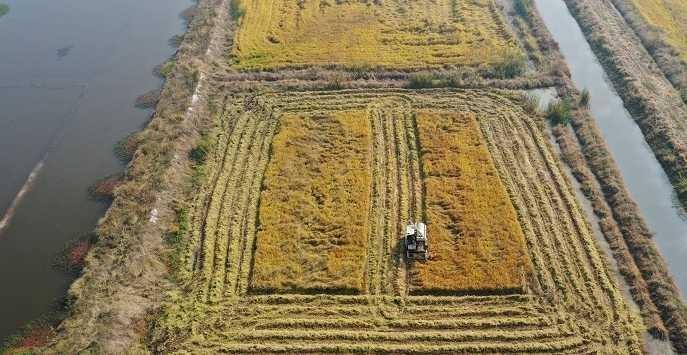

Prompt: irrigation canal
xmin=534 ymin=0 xmax=687 ymax=296
xmin=0 ymin=0 xmax=189 ymax=341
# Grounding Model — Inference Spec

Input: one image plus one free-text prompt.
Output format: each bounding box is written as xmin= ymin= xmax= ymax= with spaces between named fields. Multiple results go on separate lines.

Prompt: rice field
xmin=251 ymin=111 xmax=372 ymax=293
xmin=412 ymin=111 xmax=531 ymax=294
xmin=151 ymin=89 xmax=642 ymax=353
xmin=630 ymin=0 xmax=687 ymax=60
xmin=231 ymin=0 xmax=521 ymax=70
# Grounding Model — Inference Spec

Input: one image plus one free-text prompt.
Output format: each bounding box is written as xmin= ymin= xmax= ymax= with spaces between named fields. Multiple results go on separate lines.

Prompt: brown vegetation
xmin=609 ymin=0 xmax=687 ymax=91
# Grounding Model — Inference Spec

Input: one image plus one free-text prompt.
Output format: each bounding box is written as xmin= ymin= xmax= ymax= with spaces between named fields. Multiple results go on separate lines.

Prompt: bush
xmin=522 ymin=94 xmax=540 ymax=115
xmin=494 ymin=52 xmax=526 ymax=79
xmin=189 ymin=138 xmax=212 ymax=164
xmin=546 ymin=99 xmax=573 ymax=126
xmin=406 ymin=72 xmax=435 ymax=89
xmin=513 ymin=0 xmax=532 ymax=19
xmin=154 ymin=60 xmax=176 ymax=78
xmin=579 ymin=88 xmax=591 ymax=108
xmin=230 ymin=0 xmax=246 ymax=20
xmin=0 ymin=4 xmax=9 ymax=18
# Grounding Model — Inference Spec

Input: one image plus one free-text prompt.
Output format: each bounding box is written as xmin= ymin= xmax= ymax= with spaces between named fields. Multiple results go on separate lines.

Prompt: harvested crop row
xmin=179 ymin=99 xmax=278 ymax=302
xmin=151 ymin=90 xmax=642 ymax=353
xmin=231 ymin=0 xmax=522 ymax=70
xmin=366 ymin=98 xmax=422 ymax=297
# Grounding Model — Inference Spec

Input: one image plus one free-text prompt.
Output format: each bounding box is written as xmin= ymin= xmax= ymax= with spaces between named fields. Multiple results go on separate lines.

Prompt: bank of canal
xmin=0 ymin=0 xmax=190 ymax=341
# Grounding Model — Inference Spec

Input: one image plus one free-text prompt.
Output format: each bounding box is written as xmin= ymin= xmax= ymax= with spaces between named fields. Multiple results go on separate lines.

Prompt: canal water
xmin=533 ymin=0 xmax=687 ymax=295
xmin=0 ymin=0 xmax=189 ymax=341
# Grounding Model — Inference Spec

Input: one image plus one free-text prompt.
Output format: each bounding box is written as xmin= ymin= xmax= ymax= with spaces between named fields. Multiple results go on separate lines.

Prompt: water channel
xmin=534 ymin=0 xmax=687 ymax=296
xmin=0 ymin=0 xmax=189 ymax=341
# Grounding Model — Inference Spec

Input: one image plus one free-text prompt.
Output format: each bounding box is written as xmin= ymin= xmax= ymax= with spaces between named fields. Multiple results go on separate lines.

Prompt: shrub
xmin=522 ymin=94 xmax=541 ymax=115
xmin=188 ymin=135 xmax=214 ymax=164
xmin=546 ymin=99 xmax=573 ymax=126
xmin=230 ymin=0 xmax=246 ymax=21
xmin=407 ymin=73 xmax=435 ymax=89
xmin=579 ymin=88 xmax=591 ymax=108
xmin=494 ymin=52 xmax=526 ymax=79
xmin=513 ymin=0 xmax=532 ymax=19
xmin=154 ymin=60 xmax=176 ymax=78
xmin=0 ymin=4 xmax=9 ymax=18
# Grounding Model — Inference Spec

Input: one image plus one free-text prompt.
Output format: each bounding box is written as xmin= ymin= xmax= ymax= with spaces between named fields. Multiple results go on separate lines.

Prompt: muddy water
xmin=533 ymin=0 xmax=687 ymax=296
xmin=0 ymin=0 xmax=189 ymax=341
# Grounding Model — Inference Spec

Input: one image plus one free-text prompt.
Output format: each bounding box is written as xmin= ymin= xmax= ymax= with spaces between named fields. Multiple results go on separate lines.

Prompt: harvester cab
xmin=405 ymin=222 xmax=428 ymax=261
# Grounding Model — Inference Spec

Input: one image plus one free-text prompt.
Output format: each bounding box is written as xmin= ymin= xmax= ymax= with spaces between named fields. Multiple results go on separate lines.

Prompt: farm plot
xmin=412 ymin=111 xmax=531 ymax=295
xmin=153 ymin=90 xmax=642 ymax=353
xmin=231 ymin=0 xmax=521 ymax=70
xmin=251 ymin=111 xmax=372 ymax=293
xmin=630 ymin=0 xmax=687 ymax=60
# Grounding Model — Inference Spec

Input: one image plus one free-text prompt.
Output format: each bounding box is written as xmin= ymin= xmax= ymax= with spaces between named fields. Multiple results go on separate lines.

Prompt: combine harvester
xmin=405 ymin=221 xmax=428 ymax=261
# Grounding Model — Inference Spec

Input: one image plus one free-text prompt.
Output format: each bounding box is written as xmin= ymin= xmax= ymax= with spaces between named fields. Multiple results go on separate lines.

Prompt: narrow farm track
xmin=152 ymin=90 xmax=643 ymax=353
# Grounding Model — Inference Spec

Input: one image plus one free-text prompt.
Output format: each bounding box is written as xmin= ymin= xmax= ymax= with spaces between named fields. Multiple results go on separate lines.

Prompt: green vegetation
xmin=514 ymin=0 xmax=532 ymax=18
xmin=0 ymin=4 xmax=9 ymax=18
xmin=546 ymin=99 xmax=573 ymax=125
xmin=230 ymin=0 xmax=245 ymax=20
xmin=494 ymin=52 xmax=527 ymax=79
xmin=579 ymin=88 xmax=591 ymax=108
xmin=407 ymin=73 xmax=436 ymax=89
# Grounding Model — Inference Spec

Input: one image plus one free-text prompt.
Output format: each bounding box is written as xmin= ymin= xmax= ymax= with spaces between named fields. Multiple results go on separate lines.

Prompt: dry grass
xmin=232 ymin=0 xmax=521 ymax=70
xmin=412 ymin=112 xmax=530 ymax=294
xmin=631 ymin=0 xmax=687 ymax=60
xmin=251 ymin=111 xmax=372 ymax=293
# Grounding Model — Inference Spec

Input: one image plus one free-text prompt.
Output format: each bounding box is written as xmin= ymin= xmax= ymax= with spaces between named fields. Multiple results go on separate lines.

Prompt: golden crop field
xmin=231 ymin=0 xmax=521 ymax=70
xmin=631 ymin=0 xmax=687 ymax=60
xmin=251 ymin=111 xmax=372 ymax=293
xmin=413 ymin=112 xmax=531 ymax=294
xmin=151 ymin=90 xmax=642 ymax=353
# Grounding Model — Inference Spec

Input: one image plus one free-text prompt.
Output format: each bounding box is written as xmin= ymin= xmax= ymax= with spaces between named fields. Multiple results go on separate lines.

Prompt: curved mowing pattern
xmin=153 ymin=90 xmax=643 ymax=353
xmin=232 ymin=0 xmax=521 ymax=70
